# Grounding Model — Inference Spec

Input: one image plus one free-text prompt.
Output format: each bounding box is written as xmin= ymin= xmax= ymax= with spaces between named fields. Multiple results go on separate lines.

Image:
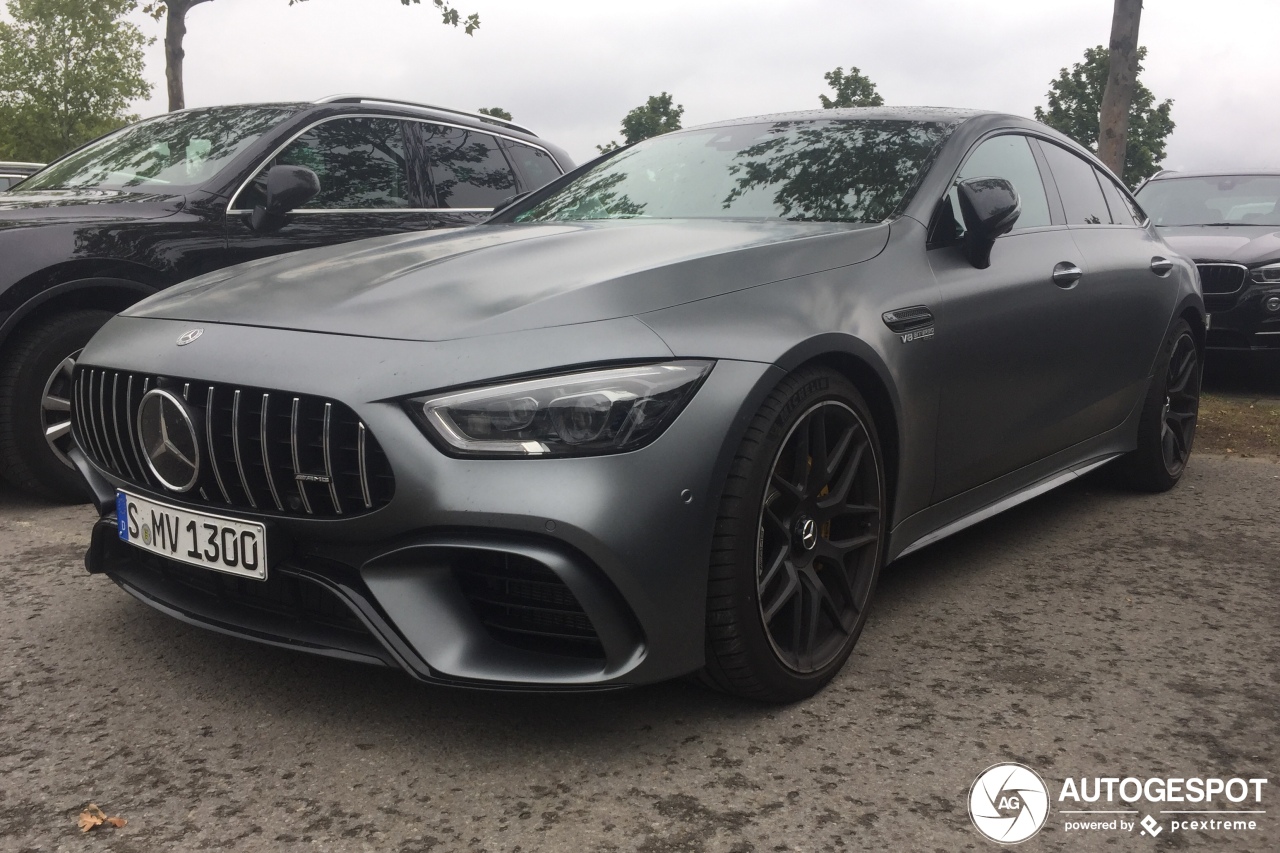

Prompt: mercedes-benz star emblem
xmin=176 ymin=328 xmax=204 ymax=346
xmin=798 ymin=517 xmax=817 ymax=551
xmin=137 ymin=389 xmax=201 ymax=491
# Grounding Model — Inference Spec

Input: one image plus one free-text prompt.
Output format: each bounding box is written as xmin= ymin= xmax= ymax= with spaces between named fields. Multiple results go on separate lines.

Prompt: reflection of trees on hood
xmin=27 ymin=107 xmax=293 ymax=191
xmin=519 ymin=170 xmax=644 ymax=221
xmin=723 ymin=120 xmax=952 ymax=222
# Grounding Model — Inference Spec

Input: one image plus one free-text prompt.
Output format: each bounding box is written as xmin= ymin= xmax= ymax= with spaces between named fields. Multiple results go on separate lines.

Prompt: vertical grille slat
xmin=72 ymin=368 xmax=392 ymax=519
xmin=231 ymin=390 xmax=258 ymax=509
xmin=290 ymin=397 xmax=313 ymax=515
xmin=322 ymin=402 xmax=342 ymax=515
xmin=357 ymin=423 xmax=372 ymax=510
xmin=260 ymin=393 xmax=285 ymax=512
xmin=205 ymin=385 xmax=232 ymax=503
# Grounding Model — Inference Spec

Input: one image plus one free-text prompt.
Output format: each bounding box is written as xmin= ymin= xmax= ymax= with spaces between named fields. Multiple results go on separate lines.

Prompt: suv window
xmin=241 ymin=117 xmax=409 ymax=210
xmin=949 ymin=135 xmax=1051 ymax=232
xmin=410 ymin=123 xmax=517 ymax=209
xmin=502 ymin=140 xmax=562 ymax=191
xmin=1040 ymin=143 xmax=1109 ymax=225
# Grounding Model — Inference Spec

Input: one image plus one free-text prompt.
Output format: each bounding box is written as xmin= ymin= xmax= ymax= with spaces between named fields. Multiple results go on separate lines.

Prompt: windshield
xmin=516 ymin=118 xmax=954 ymax=224
xmin=18 ymin=106 xmax=297 ymax=193
xmin=1136 ymin=175 xmax=1280 ymax=226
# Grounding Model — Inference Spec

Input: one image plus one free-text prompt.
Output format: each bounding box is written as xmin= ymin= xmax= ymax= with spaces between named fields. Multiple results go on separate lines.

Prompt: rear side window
xmin=1096 ymin=169 xmax=1144 ymax=225
xmin=951 ymin=135 xmax=1052 ymax=231
xmin=241 ymin=117 xmax=409 ymax=210
xmin=1040 ymin=143 xmax=1109 ymax=225
xmin=410 ymin=123 xmax=517 ymax=208
xmin=503 ymin=140 xmax=562 ymax=191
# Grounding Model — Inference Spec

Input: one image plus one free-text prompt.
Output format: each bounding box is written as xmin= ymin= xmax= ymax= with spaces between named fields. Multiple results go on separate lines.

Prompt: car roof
xmin=0 ymin=161 xmax=44 ymax=171
xmin=684 ymin=106 xmax=1002 ymax=132
xmin=1145 ymin=169 xmax=1280 ymax=181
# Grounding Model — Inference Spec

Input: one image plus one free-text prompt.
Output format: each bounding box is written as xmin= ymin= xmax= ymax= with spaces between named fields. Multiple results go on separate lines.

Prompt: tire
xmin=701 ymin=366 xmax=887 ymax=703
xmin=1114 ymin=318 xmax=1201 ymax=492
xmin=0 ymin=309 xmax=114 ymax=502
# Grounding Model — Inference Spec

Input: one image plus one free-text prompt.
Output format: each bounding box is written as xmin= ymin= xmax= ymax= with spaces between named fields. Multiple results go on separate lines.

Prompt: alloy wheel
xmin=1161 ymin=333 xmax=1199 ymax=476
xmin=40 ymin=350 xmax=79 ymax=470
xmin=756 ymin=400 xmax=882 ymax=673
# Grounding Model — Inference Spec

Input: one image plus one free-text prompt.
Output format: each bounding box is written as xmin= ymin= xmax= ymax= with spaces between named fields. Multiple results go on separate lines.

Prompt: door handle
xmin=1150 ymin=256 xmax=1173 ymax=276
xmin=1052 ymin=262 xmax=1083 ymax=288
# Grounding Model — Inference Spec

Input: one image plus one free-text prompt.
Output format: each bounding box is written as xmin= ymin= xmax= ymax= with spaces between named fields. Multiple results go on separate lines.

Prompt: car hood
xmin=0 ymin=189 xmax=184 ymax=227
xmin=1157 ymin=225 xmax=1280 ymax=265
xmin=126 ymin=219 xmax=890 ymax=342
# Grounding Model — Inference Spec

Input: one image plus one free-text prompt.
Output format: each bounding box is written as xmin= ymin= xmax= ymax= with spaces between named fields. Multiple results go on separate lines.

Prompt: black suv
xmin=0 ymin=96 xmax=573 ymax=500
xmin=0 ymin=161 xmax=43 ymax=191
xmin=1135 ymin=170 xmax=1280 ymax=352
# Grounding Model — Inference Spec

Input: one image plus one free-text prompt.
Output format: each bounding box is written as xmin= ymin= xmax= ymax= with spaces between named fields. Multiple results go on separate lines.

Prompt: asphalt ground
xmin=2 ymin=450 xmax=1276 ymax=853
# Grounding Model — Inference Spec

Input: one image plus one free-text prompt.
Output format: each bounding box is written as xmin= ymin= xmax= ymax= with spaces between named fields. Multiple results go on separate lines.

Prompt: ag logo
xmin=969 ymin=763 xmax=1050 ymax=844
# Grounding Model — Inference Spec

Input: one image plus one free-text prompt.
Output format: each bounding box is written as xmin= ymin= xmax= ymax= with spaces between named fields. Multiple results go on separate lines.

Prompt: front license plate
xmin=116 ymin=490 xmax=267 ymax=580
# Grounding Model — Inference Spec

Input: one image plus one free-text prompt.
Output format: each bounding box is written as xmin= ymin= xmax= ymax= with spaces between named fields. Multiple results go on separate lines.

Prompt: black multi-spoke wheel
xmin=702 ymin=367 xmax=886 ymax=702
xmin=0 ymin=309 xmax=111 ymax=502
xmin=1116 ymin=319 xmax=1201 ymax=492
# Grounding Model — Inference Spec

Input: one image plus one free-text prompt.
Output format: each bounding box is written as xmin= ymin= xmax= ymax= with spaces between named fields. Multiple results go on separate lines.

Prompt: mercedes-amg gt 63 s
xmin=70 ymin=108 xmax=1203 ymax=702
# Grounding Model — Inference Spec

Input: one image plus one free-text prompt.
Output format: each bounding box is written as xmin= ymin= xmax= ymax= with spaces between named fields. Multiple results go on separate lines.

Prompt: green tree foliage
xmin=145 ymin=0 xmax=479 ymax=111
xmin=818 ymin=65 xmax=884 ymax=109
xmin=1034 ymin=45 xmax=1174 ymax=186
xmin=478 ymin=107 xmax=513 ymax=121
xmin=597 ymin=92 xmax=684 ymax=153
xmin=0 ymin=0 xmax=152 ymax=161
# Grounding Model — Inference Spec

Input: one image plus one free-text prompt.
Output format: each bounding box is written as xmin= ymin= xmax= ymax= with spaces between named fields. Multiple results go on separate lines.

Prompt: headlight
xmin=409 ymin=361 xmax=714 ymax=456
xmin=1251 ymin=262 xmax=1280 ymax=284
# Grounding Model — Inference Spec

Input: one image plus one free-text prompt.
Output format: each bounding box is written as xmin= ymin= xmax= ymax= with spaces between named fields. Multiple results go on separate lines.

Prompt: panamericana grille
xmin=455 ymin=551 xmax=605 ymax=660
xmin=72 ymin=367 xmax=394 ymax=518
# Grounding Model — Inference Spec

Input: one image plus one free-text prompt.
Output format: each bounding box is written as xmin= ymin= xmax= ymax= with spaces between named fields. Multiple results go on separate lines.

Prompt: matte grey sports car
xmin=72 ymin=108 xmax=1204 ymax=702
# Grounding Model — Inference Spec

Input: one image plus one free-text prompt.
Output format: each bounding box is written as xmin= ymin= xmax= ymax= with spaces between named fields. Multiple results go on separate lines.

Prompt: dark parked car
xmin=0 ymin=96 xmax=573 ymax=501
xmin=72 ymin=108 xmax=1202 ymax=702
xmin=0 ymin=161 xmax=43 ymax=191
xmin=1135 ymin=170 xmax=1280 ymax=352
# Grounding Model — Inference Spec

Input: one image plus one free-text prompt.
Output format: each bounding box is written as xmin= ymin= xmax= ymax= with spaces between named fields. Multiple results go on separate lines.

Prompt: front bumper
xmin=1203 ymin=281 xmax=1280 ymax=350
xmin=75 ymin=316 xmax=778 ymax=689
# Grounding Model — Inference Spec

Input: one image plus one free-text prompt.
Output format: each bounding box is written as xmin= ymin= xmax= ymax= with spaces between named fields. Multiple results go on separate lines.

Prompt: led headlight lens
xmin=1251 ymin=262 xmax=1280 ymax=284
xmin=410 ymin=361 xmax=714 ymax=456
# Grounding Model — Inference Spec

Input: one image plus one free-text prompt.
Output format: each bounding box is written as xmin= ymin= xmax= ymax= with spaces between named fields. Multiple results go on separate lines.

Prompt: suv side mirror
xmin=248 ymin=165 xmax=320 ymax=232
xmin=956 ymin=177 xmax=1020 ymax=269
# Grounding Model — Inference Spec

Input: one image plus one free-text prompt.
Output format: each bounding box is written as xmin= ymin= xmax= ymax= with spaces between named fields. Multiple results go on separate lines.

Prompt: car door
xmin=1037 ymin=141 xmax=1178 ymax=430
xmin=929 ymin=133 xmax=1098 ymax=502
xmin=223 ymin=115 xmax=437 ymax=264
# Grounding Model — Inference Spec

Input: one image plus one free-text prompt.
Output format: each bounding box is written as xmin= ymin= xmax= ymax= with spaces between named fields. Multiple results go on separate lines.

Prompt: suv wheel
xmin=0 ymin=310 xmax=113 ymax=502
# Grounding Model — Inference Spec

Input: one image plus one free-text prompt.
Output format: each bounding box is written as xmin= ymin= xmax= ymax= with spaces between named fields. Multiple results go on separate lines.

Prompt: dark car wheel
xmin=0 ymin=309 xmax=113 ymax=502
xmin=1115 ymin=318 xmax=1201 ymax=492
xmin=702 ymin=367 xmax=887 ymax=702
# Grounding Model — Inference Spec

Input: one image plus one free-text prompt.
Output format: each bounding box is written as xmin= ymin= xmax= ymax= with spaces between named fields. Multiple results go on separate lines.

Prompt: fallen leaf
xmin=106 ymin=816 xmax=127 ymax=828
xmin=78 ymin=804 xmax=106 ymax=833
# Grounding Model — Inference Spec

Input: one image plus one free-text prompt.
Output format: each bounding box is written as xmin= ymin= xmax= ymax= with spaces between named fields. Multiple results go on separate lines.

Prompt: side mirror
xmin=956 ymin=177 xmax=1020 ymax=269
xmin=248 ymin=165 xmax=320 ymax=232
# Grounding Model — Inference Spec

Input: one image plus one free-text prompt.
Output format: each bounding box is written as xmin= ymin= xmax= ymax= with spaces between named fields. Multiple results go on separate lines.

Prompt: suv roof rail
xmin=314 ymin=94 xmax=537 ymax=137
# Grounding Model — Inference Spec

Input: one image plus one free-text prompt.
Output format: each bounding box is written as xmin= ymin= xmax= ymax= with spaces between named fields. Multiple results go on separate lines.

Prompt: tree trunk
xmin=164 ymin=0 xmax=213 ymax=112
xmin=1097 ymin=0 xmax=1143 ymax=178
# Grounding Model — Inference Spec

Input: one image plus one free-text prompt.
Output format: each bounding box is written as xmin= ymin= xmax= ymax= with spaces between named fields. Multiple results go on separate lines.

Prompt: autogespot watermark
xmin=968 ymin=764 xmax=1268 ymax=844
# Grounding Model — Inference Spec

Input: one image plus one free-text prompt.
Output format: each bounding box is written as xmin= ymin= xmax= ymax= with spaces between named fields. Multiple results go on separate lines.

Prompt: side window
xmin=502 ymin=140 xmax=562 ymax=191
xmin=1096 ymin=169 xmax=1145 ymax=225
xmin=410 ymin=123 xmax=517 ymax=209
xmin=239 ymin=118 xmax=408 ymax=210
xmin=947 ymin=135 xmax=1052 ymax=235
xmin=1040 ymin=143 xmax=1110 ymax=225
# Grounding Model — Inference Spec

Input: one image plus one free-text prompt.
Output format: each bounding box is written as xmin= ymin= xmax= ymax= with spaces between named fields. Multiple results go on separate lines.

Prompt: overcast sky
xmin=124 ymin=0 xmax=1278 ymax=171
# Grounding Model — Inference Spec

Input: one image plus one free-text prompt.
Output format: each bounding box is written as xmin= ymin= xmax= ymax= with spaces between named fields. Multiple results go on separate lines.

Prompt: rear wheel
xmin=1115 ymin=318 xmax=1201 ymax=492
xmin=702 ymin=367 xmax=887 ymax=702
xmin=0 ymin=310 xmax=113 ymax=502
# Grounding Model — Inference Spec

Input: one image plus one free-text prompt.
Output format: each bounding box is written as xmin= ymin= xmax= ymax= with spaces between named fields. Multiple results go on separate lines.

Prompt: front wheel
xmin=1114 ymin=318 xmax=1201 ymax=492
xmin=701 ymin=367 xmax=887 ymax=702
xmin=0 ymin=310 xmax=114 ymax=502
